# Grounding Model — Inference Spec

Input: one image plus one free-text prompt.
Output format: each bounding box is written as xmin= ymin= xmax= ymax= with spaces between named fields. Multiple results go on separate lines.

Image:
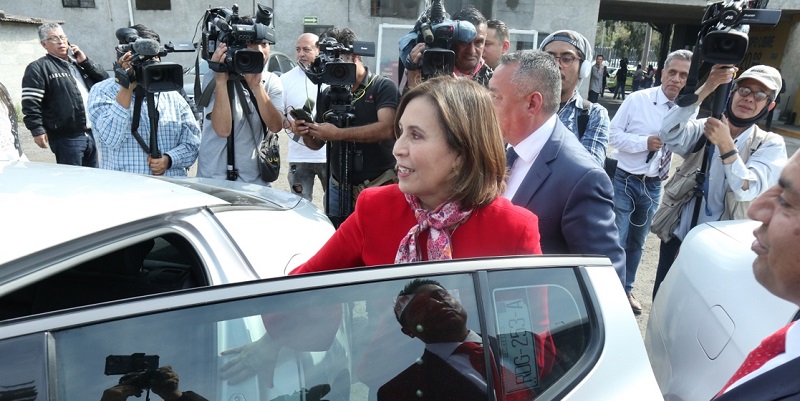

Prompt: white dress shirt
xmin=503 ymin=115 xmax=557 ymax=200
xmin=426 ymin=330 xmax=486 ymax=390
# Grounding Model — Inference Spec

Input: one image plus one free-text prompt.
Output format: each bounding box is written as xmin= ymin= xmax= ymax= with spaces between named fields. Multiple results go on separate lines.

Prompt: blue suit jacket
xmin=714 ymin=356 xmax=800 ymax=400
xmin=511 ymin=119 xmax=626 ymax=283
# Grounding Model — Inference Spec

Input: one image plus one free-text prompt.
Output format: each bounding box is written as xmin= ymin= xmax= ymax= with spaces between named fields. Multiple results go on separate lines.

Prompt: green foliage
xmin=596 ymin=20 xmax=662 ymax=61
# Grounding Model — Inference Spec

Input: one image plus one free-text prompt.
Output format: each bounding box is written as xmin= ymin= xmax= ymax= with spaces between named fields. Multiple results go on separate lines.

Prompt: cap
xmin=735 ymin=65 xmax=782 ymax=95
xmin=539 ymin=30 xmax=593 ymax=60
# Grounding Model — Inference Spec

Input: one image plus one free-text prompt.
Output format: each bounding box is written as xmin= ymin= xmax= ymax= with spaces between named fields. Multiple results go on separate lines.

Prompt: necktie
xmin=506 ymin=147 xmax=519 ymax=169
xmin=658 ymin=101 xmax=676 ymax=180
xmin=455 ymin=341 xmax=486 ymax=373
xmin=715 ymin=322 xmax=794 ymax=398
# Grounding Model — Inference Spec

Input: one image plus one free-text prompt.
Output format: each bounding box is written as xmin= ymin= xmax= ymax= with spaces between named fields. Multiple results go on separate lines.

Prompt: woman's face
xmin=393 ymin=97 xmax=462 ymax=210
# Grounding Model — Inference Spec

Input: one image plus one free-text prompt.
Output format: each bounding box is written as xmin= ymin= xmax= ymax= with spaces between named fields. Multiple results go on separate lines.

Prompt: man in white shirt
xmin=282 ymin=33 xmax=328 ymax=201
xmin=609 ymin=49 xmax=693 ymax=314
xmin=713 ymin=149 xmax=800 ymax=400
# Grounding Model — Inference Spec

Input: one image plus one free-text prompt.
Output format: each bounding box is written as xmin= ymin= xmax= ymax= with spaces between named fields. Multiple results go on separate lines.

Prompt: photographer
xmin=196 ymin=13 xmax=284 ymax=184
xmin=100 ymin=366 xmax=208 ymax=401
xmin=293 ymin=28 xmax=399 ymax=220
xmin=88 ymin=24 xmax=200 ymax=176
xmin=652 ymin=64 xmax=788 ymax=297
xmin=404 ymin=6 xmax=491 ymax=90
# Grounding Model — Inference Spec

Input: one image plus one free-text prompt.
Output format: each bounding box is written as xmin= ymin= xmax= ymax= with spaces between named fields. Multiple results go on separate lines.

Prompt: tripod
xmin=131 ymin=85 xmax=162 ymax=160
xmin=324 ymin=86 xmax=356 ymax=228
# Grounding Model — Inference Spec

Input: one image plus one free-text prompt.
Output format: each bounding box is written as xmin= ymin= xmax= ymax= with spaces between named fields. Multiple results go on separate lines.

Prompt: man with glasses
xmin=609 ymin=49 xmax=692 ymax=314
xmin=22 ymin=23 xmax=108 ymax=166
xmin=652 ymin=64 xmax=787 ymax=296
xmin=539 ymin=30 xmax=610 ymax=168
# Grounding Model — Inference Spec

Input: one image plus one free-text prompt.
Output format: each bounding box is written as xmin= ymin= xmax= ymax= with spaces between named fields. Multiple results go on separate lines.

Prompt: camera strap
xmin=130 ymin=86 xmax=162 ymax=158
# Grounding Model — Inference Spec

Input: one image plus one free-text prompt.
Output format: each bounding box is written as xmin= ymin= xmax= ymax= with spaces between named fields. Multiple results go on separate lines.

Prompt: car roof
xmin=0 ymin=161 xmax=293 ymax=265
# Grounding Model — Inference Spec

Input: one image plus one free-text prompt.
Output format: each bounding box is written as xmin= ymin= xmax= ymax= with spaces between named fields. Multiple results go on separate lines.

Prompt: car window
xmin=0 ymin=334 xmax=46 ymax=399
xmin=34 ymin=267 xmax=592 ymax=401
xmin=0 ymin=234 xmax=208 ymax=320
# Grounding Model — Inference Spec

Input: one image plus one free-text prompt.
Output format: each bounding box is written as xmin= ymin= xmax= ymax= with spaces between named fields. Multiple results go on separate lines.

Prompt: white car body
xmin=645 ymin=220 xmax=798 ymax=401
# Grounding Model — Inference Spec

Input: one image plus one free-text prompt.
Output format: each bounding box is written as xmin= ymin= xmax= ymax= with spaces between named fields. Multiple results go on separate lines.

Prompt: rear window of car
xmin=36 ymin=268 xmax=593 ymax=401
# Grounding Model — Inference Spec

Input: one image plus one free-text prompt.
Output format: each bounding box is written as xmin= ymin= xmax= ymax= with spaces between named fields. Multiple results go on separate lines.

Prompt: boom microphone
xmin=131 ymin=38 xmax=162 ymax=57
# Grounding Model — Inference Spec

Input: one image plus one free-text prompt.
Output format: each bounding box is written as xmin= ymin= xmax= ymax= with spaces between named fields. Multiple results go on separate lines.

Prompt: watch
xmin=719 ymin=149 xmax=738 ymax=161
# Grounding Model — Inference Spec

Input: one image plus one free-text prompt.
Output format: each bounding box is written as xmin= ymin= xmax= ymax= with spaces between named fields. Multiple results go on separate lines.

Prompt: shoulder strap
xmin=577 ymin=99 xmax=591 ymax=139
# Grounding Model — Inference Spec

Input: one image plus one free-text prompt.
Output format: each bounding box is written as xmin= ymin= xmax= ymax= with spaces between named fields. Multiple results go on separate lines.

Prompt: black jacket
xmin=21 ymin=54 xmax=108 ymax=139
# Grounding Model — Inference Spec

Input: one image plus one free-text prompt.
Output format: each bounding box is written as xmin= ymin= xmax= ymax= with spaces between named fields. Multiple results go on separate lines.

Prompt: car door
xmin=0 ymin=256 xmax=661 ymax=400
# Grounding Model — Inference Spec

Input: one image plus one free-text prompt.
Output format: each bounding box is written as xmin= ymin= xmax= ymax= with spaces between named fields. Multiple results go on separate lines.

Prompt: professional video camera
xmin=303 ymin=37 xmax=376 ymax=87
xmin=398 ymin=0 xmax=477 ymax=79
xmin=114 ymin=28 xmax=192 ymax=93
xmin=679 ymin=0 xmax=780 ymax=117
xmin=201 ymin=3 xmax=276 ymax=75
xmin=104 ymin=353 xmax=164 ymax=390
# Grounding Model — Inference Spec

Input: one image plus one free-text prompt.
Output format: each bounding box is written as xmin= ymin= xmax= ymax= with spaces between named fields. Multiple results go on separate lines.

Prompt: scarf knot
xmin=395 ymin=195 xmax=473 ymax=264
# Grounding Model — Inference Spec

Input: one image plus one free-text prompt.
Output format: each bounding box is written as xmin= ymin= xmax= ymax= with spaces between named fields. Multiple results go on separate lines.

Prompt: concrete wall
xmin=0 ymin=21 xmax=45 ymax=107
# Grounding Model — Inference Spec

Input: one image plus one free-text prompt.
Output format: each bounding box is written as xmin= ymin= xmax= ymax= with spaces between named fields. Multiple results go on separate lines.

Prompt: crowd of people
xmin=2 ymin=9 xmax=795 ymax=401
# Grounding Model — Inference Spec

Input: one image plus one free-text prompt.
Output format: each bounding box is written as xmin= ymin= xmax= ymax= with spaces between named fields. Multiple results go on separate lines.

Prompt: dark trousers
xmin=588 ymin=90 xmax=600 ymax=103
xmin=50 ymin=131 xmax=98 ymax=167
xmin=653 ymin=237 xmax=682 ymax=300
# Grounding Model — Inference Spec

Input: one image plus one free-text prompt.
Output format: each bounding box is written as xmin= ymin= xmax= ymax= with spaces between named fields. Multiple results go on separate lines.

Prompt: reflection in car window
xmin=0 ymin=334 xmax=46 ymax=400
xmin=49 ymin=269 xmax=590 ymax=400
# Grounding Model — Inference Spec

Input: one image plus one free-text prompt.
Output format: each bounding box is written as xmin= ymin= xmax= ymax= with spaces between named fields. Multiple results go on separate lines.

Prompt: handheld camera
xmin=114 ymin=28 xmax=192 ymax=93
xmin=201 ymin=3 xmax=276 ymax=75
xmin=104 ymin=353 xmax=164 ymax=390
xmin=303 ymin=36 xmax=376 ymax=87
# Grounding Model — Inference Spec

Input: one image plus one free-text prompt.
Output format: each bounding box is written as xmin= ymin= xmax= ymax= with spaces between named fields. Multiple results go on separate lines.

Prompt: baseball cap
xmin=539 ymin=30 xmax=593 ymax=60
xmin=735 ymin=65 xmax=782 ymax=94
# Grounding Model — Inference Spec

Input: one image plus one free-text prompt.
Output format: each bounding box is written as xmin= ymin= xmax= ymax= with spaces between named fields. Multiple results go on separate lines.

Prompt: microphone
xmin=131 ymin=38 xmax=162 ymax=57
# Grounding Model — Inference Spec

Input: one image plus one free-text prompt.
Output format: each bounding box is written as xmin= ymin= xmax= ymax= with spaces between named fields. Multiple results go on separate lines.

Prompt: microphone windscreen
xmin=132 ymin=39 xmax=161 ymax=57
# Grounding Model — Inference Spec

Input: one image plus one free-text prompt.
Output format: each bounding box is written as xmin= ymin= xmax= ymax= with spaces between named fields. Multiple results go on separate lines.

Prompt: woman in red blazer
xmin=292 ymin=77 xmax=542 ymax=274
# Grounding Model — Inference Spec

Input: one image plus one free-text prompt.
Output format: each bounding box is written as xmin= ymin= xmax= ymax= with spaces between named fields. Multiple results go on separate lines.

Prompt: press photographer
xmin=100 ymin=354 xmax=207 ymax=401
xmin=292 ymin=28 xmax=399 ymax=225
xmin=400 ymin=3 xmax=490 ymax=91
xmin=651 ymin=0 xmax=786 ymax=297
xmin=87 ymin=24 xmax=201 ymax=176
xmin=195 ymin=3 xmax=284 ymax=184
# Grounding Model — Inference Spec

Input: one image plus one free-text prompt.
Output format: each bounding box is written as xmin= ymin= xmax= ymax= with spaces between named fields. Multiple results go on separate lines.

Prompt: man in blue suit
xmin=488 ymin=50 xmax=625 ymax=287
xmin=713 ymin=149 xmax=800 ymax=400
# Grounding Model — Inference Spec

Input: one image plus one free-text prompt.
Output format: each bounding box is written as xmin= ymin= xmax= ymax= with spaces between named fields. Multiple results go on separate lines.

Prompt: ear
xmin=502 ymin=40 xmax=511 ymax=53
xmin=768 ymin=101 xmax=777 ymax=112
xmin=40 ymin=41 xmax=47 ymax=50
xmin=527 ymin=91 xmax=543 ymax=115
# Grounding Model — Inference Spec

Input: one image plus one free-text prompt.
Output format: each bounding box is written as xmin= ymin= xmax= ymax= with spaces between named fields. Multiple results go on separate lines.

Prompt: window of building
xmin=370 ymin=0 xmax=419 ymax=18
xmin=136 ymin=0 xmax=171 ymax=10
xmin=62 ymin=0 xmax=95 ymax=8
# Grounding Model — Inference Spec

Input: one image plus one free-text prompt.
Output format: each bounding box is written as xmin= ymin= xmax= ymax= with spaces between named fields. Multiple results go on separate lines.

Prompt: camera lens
xmin=330 ymin=64 xmax=349 ymax=80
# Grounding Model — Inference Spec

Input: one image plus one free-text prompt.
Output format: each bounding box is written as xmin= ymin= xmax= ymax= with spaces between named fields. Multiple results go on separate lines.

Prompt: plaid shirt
xmin=88 ymin=78 xmax=200 ymax=176
xmin=557 ymin=91 xmax=610 ymax=168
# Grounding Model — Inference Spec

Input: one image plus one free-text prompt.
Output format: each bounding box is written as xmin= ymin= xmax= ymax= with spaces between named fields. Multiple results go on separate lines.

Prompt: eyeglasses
xmin=44 ymin=35 xmax=68 ymax=43
xmin=548 ymin=53 xmax=578 ymax=67
xmin=736 ymin=86 xmax=770 ymax=102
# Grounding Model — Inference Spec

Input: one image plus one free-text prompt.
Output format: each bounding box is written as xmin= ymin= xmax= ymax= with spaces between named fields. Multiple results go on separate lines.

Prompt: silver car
xmin=0 ymin=161 xmax=334 ymax=319
xmin=0 ymin=252 xmax=663 ymax=400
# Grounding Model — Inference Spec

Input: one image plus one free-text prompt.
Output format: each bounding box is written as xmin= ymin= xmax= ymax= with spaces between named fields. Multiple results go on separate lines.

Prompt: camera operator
xmin=100 ymin=366 xmax=208 ymax=401
xmin=652 ymin=64 xmax=788 ymax=297
xmin=196 ymin=14 xmax=284 ymax=184
xmin=404 ymin=6 xmax=491 ymax=90
xmin=293 ymin=28 xmax=399 ymax=219
xmin=88 ymin=24 xmax=200 ymax=176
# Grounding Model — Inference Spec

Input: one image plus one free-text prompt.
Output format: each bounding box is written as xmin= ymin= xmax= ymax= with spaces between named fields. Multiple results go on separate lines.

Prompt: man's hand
xmin=306 ymin=123 xmax=340 ymax=142
xmin=117 ymin=52 xmax=137 ymax=91
xmin=148 ymin=154 xmax=170 ymax=175
xmin=151 ymin=366 xmax=182 ymax=401
xmin=220 ymin=333 xmax=282 ymax=387
xmin=212 ymin=44 xmax=229 ymax=81
xmin=697 ymin=64 xmax=738 ymax=100
xmin=647 ymin=135 xmax=664 ymax=152
xmin=33 ymin=133 xmax=49 ymax=149
xmin=244 ymin=72 xmax=264 ymax=91
xmin=100 ymin=383 xmax=142 ymax=401
xmin=70 ymin=43 xmax=87 ymax=63
xmin=704 ymin=115 xmax=735 ymax=154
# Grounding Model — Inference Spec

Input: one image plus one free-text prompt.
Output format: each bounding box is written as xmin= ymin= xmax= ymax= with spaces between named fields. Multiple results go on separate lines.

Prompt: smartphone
xmin=67 ymin=42 xmax=75 ymax=59
xmin=289 ymin=108 xmax=314 ymax=123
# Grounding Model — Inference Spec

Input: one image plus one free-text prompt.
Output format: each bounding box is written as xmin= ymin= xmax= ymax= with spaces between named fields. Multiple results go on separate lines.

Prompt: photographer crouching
xmin=292 ymin=28 xmax=399 ymax=226
xmin=88 ymin=24 xmax=200 ymax=176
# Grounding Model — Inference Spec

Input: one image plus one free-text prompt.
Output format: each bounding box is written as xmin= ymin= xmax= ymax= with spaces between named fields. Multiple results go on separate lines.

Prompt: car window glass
xmin=51 ymin=274 xmax=479 ymax=401
xmin=488 ymin=268 xmax=592 ymax=399
xmin=0 ymin=334 xmax=47 ymax=399
xmin=0 ymin=234 xmax=207 ymax=320
xmin=267 ymin=55 xmax=281 ymax=73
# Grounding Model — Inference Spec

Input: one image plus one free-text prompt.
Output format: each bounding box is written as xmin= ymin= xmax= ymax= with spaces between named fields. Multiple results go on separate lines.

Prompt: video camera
xmin=104 ymin=353 xmax=164 ymax=390
xmin=304 ymin=36 xmax=376 ymax=87
xmin=114 ymin=28 xmax=192 ymax=93
xmin=201 ymin=3 xmax=276 ymax=75
xmin=399 ymin=0 xmax=477 ymax=79
xmin=680 ymin=0 xmax=780 ymax=117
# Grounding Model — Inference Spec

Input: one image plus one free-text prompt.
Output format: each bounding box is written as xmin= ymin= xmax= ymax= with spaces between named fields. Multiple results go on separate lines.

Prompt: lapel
xmin=715 ymin=355 xmax=800 ymax=401
xmin=511 ymin=122 xmax=563 ymax=206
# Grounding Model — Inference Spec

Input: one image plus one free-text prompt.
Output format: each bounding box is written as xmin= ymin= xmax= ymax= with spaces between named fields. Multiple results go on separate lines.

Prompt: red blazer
xmin=292 ymin=185 xmax=542 ymax=274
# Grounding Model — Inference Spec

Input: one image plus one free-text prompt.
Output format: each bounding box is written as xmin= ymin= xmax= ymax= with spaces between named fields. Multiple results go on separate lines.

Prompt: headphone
xmin=579 ymin=59 xmax=591 ymax=79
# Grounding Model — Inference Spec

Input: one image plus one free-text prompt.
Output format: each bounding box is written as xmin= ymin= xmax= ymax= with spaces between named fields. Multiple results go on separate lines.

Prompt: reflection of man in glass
xmin=100 ymin=366 xmax=208 ymax=401
xmin=378 ymin=279 xmax=489 ymax=401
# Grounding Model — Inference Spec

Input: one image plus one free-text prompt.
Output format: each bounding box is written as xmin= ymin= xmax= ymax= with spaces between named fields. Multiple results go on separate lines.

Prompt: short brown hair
xmin=395 ymin=77 xmax=506 ymax=208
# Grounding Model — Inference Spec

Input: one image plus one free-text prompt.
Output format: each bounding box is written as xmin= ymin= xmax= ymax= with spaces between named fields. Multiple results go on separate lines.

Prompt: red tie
xmin=455 ymin=341 xmax=487 ymax=375
xmin=715 ymin=322 xmax=795 ymax=398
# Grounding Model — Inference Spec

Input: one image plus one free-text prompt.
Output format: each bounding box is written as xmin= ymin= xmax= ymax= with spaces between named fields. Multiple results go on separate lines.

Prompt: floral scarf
xmin=395 ymin=194 xmax=474 ymax=264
